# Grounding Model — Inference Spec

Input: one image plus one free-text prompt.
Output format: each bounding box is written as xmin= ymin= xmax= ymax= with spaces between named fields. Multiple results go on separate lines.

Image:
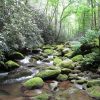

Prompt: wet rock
xmin=71 ymin=55 xmax=83 ymax=62
xmin=59 ymin=59 xmax=74 ymax=69
xmin=33 ymin=92 xmax=50 ymax=100
xmin=87 ymin=86 xmax=100 ymax=98
xmin=62 ymin=48 xmax=71 ymax=54
xmin=9 ymin=52 xmax=24 ymax=60
xmin=87 ymin=79 xmax=100 ymax=87
xmin=57 ymin=74 xmax=68 ymax=81
xmin=61 ymin=68 xmax=72 ymax=74
xmin=71 ymin=70 xmax=81 ymax=74
xmin=68 ymin=73 xmax=79 ymax=80
xmin=23 ymin=77 xmax=44 ymax=89
xmin=64 ymin=50 xmax=74 ymax=57
xmin=76 ymin=79 xmax=87 ymax=84
xmin=7 ymin=67 xmax=33 ymax=79
xmin=5 ymin=60 xmax=20 ymax=71
xmin=35 ymin=69 xmax=61 ymax=80
xmin=53 ymin=57 xmax=62 ymax=65
xmin=32 ymin=48 xmax=42 ymax=54
xmin=55 ymin=87 xmax=93 ymax=100
xmin=43 ymin=49 xmax=54 ymax=55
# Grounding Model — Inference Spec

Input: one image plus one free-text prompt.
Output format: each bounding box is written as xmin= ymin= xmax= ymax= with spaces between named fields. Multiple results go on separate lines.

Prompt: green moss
xmin=44 ymin=49 xmax=54 ymax=55
xmin=64 ymin=51 xmax=74 ymax=58
xmin=59 ymin=59 xmax=74 ymax=69
xmin=87 ymin=86 xmax=100 ymax=98
xmin=53 ymin=57 xmax=62 ymax=65
xmin=56 ymin=44 xmax=64 ymax=50
xmin=61 ymin=68 xmax=72 ymax=74
xmin=34 ymin=93 xmax=50 ymax=100
xmin=23 ymin=77 xmax=44 ymax=89
xmin=5 ymin=60 xmax=20 ymax=71
xmin=35 ymin=70 xmax=61 ymax=80
xmin=10 ymin=52 xmax=24 ymax=60
xmin=71 ymin=55 xmax=83 ymax=62
xmin=76 ymin=80 xmax=87 ymax=84
xmin=87 ymin=80 xmax=100 ymax=87
xmin=57 ymin=74 xmax=68 ymax=81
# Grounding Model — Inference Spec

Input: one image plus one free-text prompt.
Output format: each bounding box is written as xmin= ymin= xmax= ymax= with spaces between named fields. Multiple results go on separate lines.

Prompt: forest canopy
xmin=0 ymin=0 xmax=100 ymax=51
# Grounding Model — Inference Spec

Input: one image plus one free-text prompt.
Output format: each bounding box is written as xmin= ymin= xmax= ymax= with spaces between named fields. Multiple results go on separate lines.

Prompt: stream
xmin=0 ymin=50 xmax=95 ymax=100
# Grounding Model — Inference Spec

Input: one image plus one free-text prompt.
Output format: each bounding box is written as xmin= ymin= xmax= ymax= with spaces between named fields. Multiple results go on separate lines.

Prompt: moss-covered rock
xmin=64 ymin=51 xmax=74 ymax=58
xmin=71 ymin=55 xmax=83 ymax=62
xmin=61 ymin=68 xmax=72 ymax=74
xmin=9 ymin=52 xmax=24 ymax=60
xmin=53 ymin=57 xmax=62 ymax=65
xmin=5 ymin=60 xmax=20 ymax=71
xmin=35 ymin=69 xmax=61 ymax=80
xmin=57 ymin=74 xmax=68 ymax=81
xmin=87 ymin=79 xmax=100 ymax=87
xmin=68 ymin=73 xmax=78 ymax=80
xmin=76 ymin=79 xmax=87 ymax=84
xmin=23 ymin=77 xmax=44 ymax=89
xmin=59 ymin=59 xmax=74 ymax=69
xmin=87 ymin=86 xmax=100 ymax=98
xmin=56 ymin=44 xmax=64 ymax=50
xmin=44 ymin=49 xmax=54 ymax=55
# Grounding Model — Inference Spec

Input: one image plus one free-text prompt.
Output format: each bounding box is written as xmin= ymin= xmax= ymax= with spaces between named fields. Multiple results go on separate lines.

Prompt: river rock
xmin=9 ymin=52 xmax=24 ymax=60
xmin=71 ymin=55 xmax=83 ymax=62
xmin=87 ymin=86 xmax=100 ymax=98
xmin=35 ymin=69 xmax=61 ymax=80
xmin=7 ymin=67 xmax=33 ymax=79
xmin=87 ymin=79 xmax=100 ymax=87
xmin=57 ymin=74 xmax=68 ymax=81
xmin=23 ymin=77 xmax=44 ymax=89
xmin=5 ymin=60 xmax=20 ymax=71
xmin=59 ymin=59 xmax=74 ymax=69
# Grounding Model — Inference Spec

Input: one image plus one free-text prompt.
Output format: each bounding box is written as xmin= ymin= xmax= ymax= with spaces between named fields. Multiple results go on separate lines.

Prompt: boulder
xmin=59 ymin=59 xmax=74 ymax=69
xmin=35 ymin=69 xmax=61 ymax=80
xmin=71 ymin=55 xmax=83 ymax=62
xmin=9 ymin=52 xmax=24 ymax=60
xmin=5 ymin=60 xmax=20 ymax=71
xmin=53 ymin=57 xmax=62 ymax=65
xmin=44 ymin=49 xmax=54 ymax=55
xmin=87 ymin=79 xmax=100 ymax=87
xmin=57 ymin=74 xmax=68 ymax=81
xmin=87 ymin=86 xmax=100 ymax=98
xmin=61 ymin=68 xmax=72 ymax=74
xmin=23 ymin=77 xmax=44 ymax=89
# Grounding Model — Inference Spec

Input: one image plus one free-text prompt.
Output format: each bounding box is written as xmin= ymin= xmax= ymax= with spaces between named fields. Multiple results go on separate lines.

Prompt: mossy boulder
xmin=87 ymin=86 xmax=100 ymax=98
xmin=76 ymin=80 xmax=87 ymax=84
xmin=53 ymin=57 xmax=62 ymax=65
xmin=87 ymin=80 xmax=100 ymax=87
xmin=56 ymin=44 xmax=64 ymax=50
xmin=59 ymin=59 xmax=74 ymax=69
xmin=5 ymin=60 xmax=20 ymax=71
xmin=71 ymin=55 xmax=83 ymax=62
xmin=61 ymin=68 xmax=72 ymax=74
xmin=57 ymin=74 xmax=68 ymax=81
xmin=64 ymin=51 xmax=74 ymax=58
xmin=44 ymin=49 xmax=54 ymax=55
xmin=35 ymin=69 xmax=61 ymax=80
xmin=23 ymin=77 xmax=44 ymax=89
xmin=9 ymin=52 xmax=24 ymax=60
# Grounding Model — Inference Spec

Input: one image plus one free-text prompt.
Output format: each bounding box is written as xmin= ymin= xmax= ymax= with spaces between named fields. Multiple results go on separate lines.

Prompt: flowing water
xmin=0 ymin=52 xmax=94 ymax=100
